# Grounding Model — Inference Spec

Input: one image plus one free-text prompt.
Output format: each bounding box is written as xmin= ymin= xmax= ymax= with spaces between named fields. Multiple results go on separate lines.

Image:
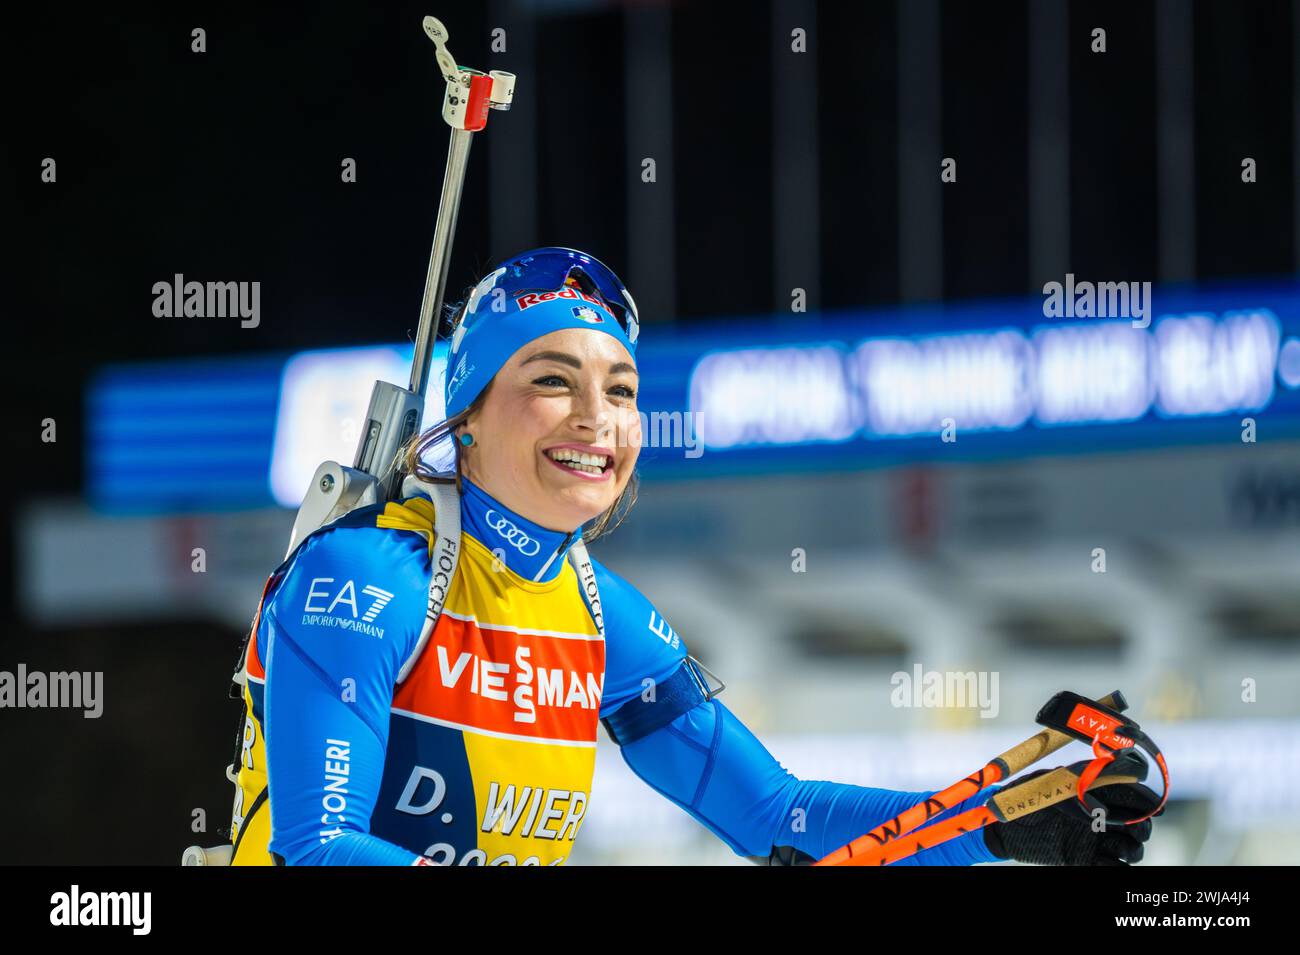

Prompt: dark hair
xmin=398 ymin=295 xmax=640 ymax=544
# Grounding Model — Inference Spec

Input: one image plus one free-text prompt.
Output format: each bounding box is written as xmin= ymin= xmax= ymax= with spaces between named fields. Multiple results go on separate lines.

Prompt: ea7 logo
xmin=305 ymin=578 xmax=395 ymax=622
xmin=648 ymin=610 xmax=679 ymax=650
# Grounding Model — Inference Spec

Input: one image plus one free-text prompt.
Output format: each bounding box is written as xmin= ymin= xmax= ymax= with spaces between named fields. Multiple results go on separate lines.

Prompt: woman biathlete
xmin=226 ymin=247 xmax=1161 ymax=866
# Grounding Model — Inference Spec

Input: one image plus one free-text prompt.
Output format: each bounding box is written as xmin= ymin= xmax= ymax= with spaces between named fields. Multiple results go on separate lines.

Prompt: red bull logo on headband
xmin=514 ymin=286 xmax=616 ymax=321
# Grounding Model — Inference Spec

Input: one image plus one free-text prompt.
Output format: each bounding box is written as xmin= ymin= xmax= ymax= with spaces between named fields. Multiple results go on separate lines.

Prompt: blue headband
xmin=443 ymin=248 xmax=639 ymax=420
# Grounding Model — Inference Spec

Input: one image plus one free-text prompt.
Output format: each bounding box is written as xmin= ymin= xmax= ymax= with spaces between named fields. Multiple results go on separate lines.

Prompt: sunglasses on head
xmin=462 ymin=248 xmax=640 ymax=348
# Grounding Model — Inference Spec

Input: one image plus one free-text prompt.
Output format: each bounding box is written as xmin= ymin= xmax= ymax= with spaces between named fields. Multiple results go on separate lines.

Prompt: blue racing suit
xmin=227 ymin=475 xmax=999 ymax=865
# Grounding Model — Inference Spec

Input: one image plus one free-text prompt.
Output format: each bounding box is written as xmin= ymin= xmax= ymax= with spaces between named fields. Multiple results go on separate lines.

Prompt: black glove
xmin=983 ymin=770 xmax=1164 ymax=865
xmin=749 ymin=844 xmax=818 ymax=866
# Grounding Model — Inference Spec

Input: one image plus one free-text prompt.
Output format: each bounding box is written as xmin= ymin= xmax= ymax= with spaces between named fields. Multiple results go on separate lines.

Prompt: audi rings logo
xmin=485 ymin=510 xmax=541 ymax=556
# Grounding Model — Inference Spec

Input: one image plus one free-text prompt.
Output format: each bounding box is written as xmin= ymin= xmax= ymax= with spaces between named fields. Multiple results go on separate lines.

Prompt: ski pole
xmin=816 ymin=690 xmax=1126 ymax=866
xmin=822 ymin=749 xmax=1150 ymax=867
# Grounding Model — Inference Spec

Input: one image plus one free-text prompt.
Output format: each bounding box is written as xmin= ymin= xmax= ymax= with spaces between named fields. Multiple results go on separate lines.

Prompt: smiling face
xmin=456 ymin=327 xmax=642 ymax=532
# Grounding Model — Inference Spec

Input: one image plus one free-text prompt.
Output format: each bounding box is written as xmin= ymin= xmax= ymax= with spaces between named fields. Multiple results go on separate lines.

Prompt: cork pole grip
xmin=989 ymin=764 xmax=1142 ymax=824
xmin=994 ymin=691 xmax=1123 ymax=777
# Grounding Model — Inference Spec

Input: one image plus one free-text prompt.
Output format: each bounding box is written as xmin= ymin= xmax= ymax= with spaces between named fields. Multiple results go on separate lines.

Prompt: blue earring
xmin=459 ymin=433 xmax=474 ymax=446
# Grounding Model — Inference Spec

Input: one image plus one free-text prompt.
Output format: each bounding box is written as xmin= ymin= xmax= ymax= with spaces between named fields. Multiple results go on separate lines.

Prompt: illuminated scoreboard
xmin=661 ymin=281 xmax=1300 ymax=476
xmin=86 ymin=280 xmax=1300 ymax=513
xmin=689 ymin=309 xmax=1283 ymax=446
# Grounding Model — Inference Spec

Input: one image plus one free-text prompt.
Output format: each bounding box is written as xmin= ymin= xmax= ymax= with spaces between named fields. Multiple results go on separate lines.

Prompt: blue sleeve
xmin=593 ymin=557 xmax=999 ymax=865
xmin=592 ymin=558 xmax=689 ymax=718
xmin=261 ymin=521 xmax=430 ymax=866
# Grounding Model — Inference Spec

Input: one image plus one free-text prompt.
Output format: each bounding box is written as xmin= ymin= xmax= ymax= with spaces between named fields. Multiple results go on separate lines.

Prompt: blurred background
xmin=8 ymin=0 xmax=1300 ymax=864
